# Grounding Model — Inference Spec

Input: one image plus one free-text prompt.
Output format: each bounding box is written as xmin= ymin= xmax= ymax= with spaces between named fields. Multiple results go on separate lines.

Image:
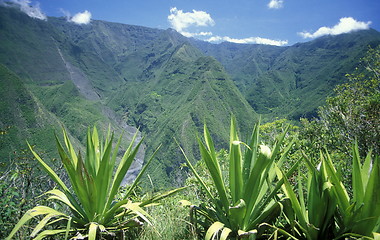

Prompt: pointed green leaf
xmin=64 ymin=217 xmax=72 ymax=240
xmin=352 ymin=141 xmax=364 ymax=204
xmin=220 ymin=227 xmax=232 ymax=240
xmin=46 ymin=189 xmax=84 ymax=217
xmin=28 ymin=142 xmax=69 ymax=192
xmin=62 ymin=128 xmax=78 ymax=168
xmin=6 ymin=206 xmax=65 ymax=240
xmin=31 ymin=213 xmax=66 ymax=237
xmin=176 ymin=139 xmax=214 ymax=200
xmin=198 ymin=136 xmax=229 ymax=212
xmin=206 ymin=221 xmax=224 ymax=240
xmin=107 ymin=136 xmax=142 ymax=208
xmin=280 ymin=169 xmax=308 ymax=231
xmin=243 ymin=118 xmax=260 ymax=181
xmin=322 ymin=151 xmax=350 ymax=213
xmin=361 ymin=149 xmax=373 ymax=192
xmin=121 ymin=201 xmax=152 ymax=225
xmin=358 ymin=156 xmax=380 ymax=235
xmin=229 ymin=199 xmax=246 ymax=227
xmin=34 ymin=230 xmax=71 ymax=240
xmin=88 ymin=222 xmax=98 ymax=240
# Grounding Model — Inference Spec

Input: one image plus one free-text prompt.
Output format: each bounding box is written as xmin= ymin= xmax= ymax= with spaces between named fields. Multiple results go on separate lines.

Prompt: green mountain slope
xmin=192 ymin=29 xmax=380 ymax=120
xmin=0 ymin=64 xmax=60 ymax=165
xmin=0 ymin=7 xmax=144 ymax=180
xmin=108 ymin=47 xmax=257 ymax=185
xmin=1 ymin=5 xmax=380 ymax=186
xmin=49 ymin=14 xmax=258 ymax=186
xmin=0 ymin=6 xmax=256 ymax=186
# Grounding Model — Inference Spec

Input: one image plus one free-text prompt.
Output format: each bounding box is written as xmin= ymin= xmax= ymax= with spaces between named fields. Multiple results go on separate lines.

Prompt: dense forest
xmin=0 ymin=5 xmax=380 ymax=240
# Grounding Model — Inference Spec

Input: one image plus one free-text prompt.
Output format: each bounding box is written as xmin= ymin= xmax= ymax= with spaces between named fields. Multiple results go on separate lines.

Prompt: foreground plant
xmin=280 ymin=142 xmax=380 ymax=239
xmin=279 ymin=154 xmax=337 ymax=240
xmin=6 ymin=126 xmax=184 ymax=240
xmin=328 ymin=142 xmax=380 ymax=238
xmin=182 ymin=117 xmax=296 ymax=240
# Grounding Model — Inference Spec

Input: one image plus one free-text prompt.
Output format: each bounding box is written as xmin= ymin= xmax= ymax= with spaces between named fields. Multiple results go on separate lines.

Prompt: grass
xmin=133 ymin=194 xmax=198 ymax=240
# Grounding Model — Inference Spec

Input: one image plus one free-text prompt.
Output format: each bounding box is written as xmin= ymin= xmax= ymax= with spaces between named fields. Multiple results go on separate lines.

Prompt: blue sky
xmin=3 ymin=0 xmax=380 ymax=46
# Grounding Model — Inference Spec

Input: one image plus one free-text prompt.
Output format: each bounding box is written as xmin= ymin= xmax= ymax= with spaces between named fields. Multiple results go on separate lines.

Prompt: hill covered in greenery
xmin=193 ymin=29 xmax=380 ymax=119
xmin=0 ymin=5 xmax=380 ymax=186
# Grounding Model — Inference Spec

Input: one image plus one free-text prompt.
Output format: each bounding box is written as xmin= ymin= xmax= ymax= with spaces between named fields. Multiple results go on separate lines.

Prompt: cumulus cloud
xmin=2 ymin=0 xmax=46 ymax=20
xmin=207 ymin=35 xmax=288 ymax=46
xmin=167 ymin=7 xmax=287 ymax=46
xmin=299 ymin=17 xmax=371 ymax=39
xmin=181 ymin=31 xmax=213 ymax=38
xmin=268 ymin=0 xmax=284 ymax=9
xmin=70 ymin=10 xmax=92 ymax=25
xmin=168 ymin=7 xmax=215 ymax=37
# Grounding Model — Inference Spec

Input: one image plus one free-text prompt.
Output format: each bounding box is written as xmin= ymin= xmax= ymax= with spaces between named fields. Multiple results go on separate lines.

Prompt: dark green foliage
xmin=181 ymin=118 xmax=297 ymax=239
xmin=0 ymin=149 xmax=58 ymax=239
xmin=1 ymin=5 xmax=380 ymax=187
xmin=300 ymin=46 xmax=380 ymax=159
xmin=193 ymin=30 xmax=380 ymax=120
xmin=0 ymin=64 xmax=59 ymax=164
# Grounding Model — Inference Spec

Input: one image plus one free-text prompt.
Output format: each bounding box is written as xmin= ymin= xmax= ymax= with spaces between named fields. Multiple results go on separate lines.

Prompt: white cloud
xmin=70 ymin=10 xmax=92 ymax=25
xmin=207 ymin=35 xmax=288 ymax=46
xmin=59 ymin=8 xmax=71 ymax=21
xmin=268 ymin=0 xmax=284 ymax=9
xmin=197 ymin=31 xmax=213 ymax=36
xmin=168 ymin=7 xmax=215 ymax=36
xmin=299 ymin=17 xmax=371 ymax=39
xmin=4 ymin=0 xmax=47 ymax=20
xmin=181 ymin=31 xmax=213 ymax=38
xmin=167 ymin=7 xmax=287 ymax=46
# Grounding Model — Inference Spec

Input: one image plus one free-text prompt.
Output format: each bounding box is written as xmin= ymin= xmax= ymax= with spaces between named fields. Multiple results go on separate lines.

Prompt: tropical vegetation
xmin=1 ymin=5 xmax=380 ymax=240
xmin=180 ymin=117 xmax=296 ymax=239
xmin=6 ymin=127 xmax=184 ymax=239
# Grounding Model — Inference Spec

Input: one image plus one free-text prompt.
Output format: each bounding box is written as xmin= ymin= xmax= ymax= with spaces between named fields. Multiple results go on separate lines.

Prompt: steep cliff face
xmin=0 ymin=7 xmax=146 ymax=183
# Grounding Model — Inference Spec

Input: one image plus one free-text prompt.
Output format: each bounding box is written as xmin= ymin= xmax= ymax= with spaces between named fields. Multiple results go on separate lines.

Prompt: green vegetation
xmin=6 ymin=127 xmax=183 ymax=239
xmin=1 ymin=6 xmax=380 ymax=239
xmin=109 ymin=55 xmax=257 ymax=188
xmin=181 ymin=117 xmax=296 ymax=239
xmin=301 ymin=46 xmax=380 ymax=157
xmin=1 ymin=6 xmax=380 ymax=187
xmin=280 ymin=143 xmax=380 ymax=239
xmin=0 ymin=64 xmax=61 ymax=165
xmin=194 ymin=29 xmax=380 ymax=120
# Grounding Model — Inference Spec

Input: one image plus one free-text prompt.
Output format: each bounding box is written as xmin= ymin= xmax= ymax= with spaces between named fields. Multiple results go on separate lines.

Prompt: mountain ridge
xmin=192 ymin=28 xmax=380 ymax=119
xmin=1 ymin=5 xmax=380 ymax=186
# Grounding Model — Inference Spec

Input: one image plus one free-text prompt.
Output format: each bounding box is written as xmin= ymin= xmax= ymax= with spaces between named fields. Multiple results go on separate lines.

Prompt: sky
xmin=2 ymin=0 xmax=380 ymax=46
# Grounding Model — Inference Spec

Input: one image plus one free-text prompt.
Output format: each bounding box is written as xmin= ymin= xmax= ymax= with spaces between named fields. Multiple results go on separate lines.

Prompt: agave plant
xmin=279 ymin=153 xmax=337 ymax=240
xmin=326 ymin=142 xmax=380 ymax=238
xmin=6 ymin=126 xmax=184 ymax=240
xmin=182 ymin=117 xmax=297 ymax=240
xmin=280 ymin=142 xmax=380 ymax=240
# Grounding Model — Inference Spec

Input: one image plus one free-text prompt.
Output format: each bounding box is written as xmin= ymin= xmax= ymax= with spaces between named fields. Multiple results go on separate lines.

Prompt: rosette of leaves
xmin=6 ymin=127 xmax=184 ymax=240
xmin=280 ymin=142 xmax=380 ymax=239
xmin=182 ymin=117 xmax=297 ymax=240
xmin=279 ymin=153 xmax=337 ymax=240
xmin=327 ymin=142 xmax=380 ymax=238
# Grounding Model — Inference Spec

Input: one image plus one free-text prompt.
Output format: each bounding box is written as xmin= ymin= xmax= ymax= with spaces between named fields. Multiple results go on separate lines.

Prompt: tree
xmin=300 ymin=46 xmax=380 ymax=158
